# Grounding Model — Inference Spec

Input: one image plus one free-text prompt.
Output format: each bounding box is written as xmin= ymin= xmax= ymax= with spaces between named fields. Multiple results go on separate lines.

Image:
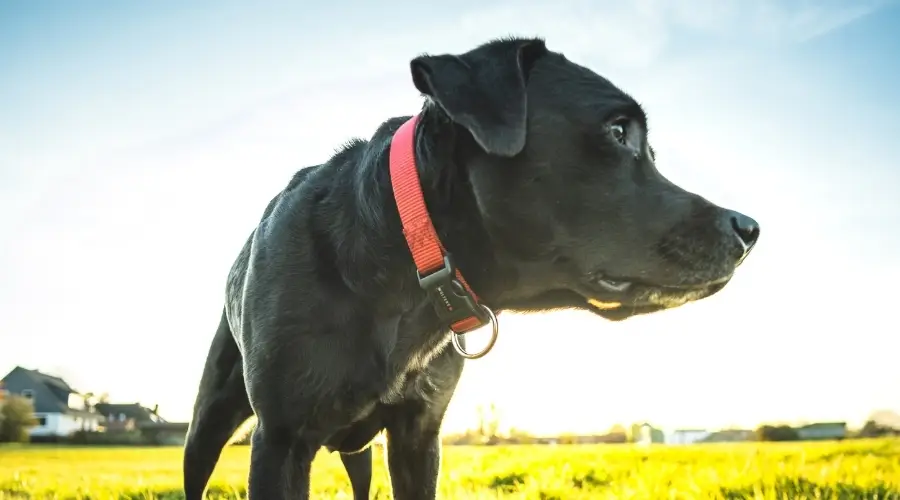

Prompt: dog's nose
xmin=726 ymin=210 xmax=759 ymax=257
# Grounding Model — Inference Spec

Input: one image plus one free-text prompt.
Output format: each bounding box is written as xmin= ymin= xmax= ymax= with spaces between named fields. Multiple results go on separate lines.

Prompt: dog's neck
xmin=406 ymin=105 xmax=505 ymax=299
xmin=334 ymin=103 xmax=506 ymax=316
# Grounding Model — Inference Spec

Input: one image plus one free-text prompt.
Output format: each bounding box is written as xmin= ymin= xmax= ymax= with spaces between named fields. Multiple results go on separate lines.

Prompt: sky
xmin=1 ymin=0 xmax=899 ymax=436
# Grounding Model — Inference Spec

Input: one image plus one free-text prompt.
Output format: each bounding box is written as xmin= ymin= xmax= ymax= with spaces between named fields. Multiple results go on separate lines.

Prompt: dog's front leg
xmin=248 ymin=424 xmax=319 ymax=499
xmin=340 ymin=448 xmax=373 ymax=500
xmin=385 ymin=403 xmax=444 ymax=500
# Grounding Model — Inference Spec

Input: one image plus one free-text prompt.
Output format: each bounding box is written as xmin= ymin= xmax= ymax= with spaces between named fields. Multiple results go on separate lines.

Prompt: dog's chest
xmin=379 ymin=368 xmax=428 ymax=406
xmin=379 ymin=343 xmax=447 ymax=405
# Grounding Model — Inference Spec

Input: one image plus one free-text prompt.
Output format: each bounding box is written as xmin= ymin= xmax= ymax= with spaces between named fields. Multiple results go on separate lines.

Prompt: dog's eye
xmin=609 ymin=122 xmax=627 ymax=145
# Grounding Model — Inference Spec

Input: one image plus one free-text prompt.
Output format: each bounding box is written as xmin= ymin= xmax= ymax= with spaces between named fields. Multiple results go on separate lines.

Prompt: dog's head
xmin=409 ymin=37 xmax=759 ymax=321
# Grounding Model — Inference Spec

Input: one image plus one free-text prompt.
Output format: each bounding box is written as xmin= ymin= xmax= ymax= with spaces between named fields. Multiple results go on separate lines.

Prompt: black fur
xmin=183 ymin=36 xmax=759 ymax=499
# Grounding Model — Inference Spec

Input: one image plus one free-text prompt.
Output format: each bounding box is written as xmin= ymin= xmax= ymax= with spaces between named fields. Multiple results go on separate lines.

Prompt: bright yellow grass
xmin=1 ymin=439 xmax=899 ymax=499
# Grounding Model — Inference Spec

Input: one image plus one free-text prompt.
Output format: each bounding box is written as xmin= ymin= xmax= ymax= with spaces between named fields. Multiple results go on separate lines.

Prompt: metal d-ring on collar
xmin=451 ymin=304 xmax=500 ymax=359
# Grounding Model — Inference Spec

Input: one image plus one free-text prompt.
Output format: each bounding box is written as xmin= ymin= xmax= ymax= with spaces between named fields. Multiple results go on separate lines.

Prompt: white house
xmin=0 ymin=366 xmax=104 ymax=438
xmin=665 ymin=429 xmax=711 ymax=445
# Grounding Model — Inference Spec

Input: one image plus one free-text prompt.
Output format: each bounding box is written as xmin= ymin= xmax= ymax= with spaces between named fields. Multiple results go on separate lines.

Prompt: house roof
xmin=798 ymin=422 xmax=847 ymax=429
xmin=31 ymin=370 xmax=75 ymax=393
xmin=94 ymin=402 xmax=165 ymax=423
xmin=8 ymin=366 xmax=77 ymax=393
xmin=1 ymin=366 xmax=81 ymax=414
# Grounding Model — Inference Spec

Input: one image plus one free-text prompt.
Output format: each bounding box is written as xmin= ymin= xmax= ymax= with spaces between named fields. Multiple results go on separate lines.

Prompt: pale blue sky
xmin=2 ymin=0 xmax=898 ymax=435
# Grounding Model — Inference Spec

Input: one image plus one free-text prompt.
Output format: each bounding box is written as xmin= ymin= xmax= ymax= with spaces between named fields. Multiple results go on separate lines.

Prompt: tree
xmin=476 ymin=404 xmax=500 ymax=437
xmin=608 ymin=424 xmax=627 ymax=435
xmin=866 ymin=410 xmax=900 ymax=432
xmin=0 ymin=395 xmax=38 ymax=443
xmin=474 ymin=403 xmax=501 ymax=444
xmin=82 ymin=392 xmax=95 ymax=412
xmin=858 ymin=412 xmax=900 ymax=438
xmin=80 ymin=392 xmax=109 ymax=413
xmin=755 ymin=424 xmax=799 ymax=442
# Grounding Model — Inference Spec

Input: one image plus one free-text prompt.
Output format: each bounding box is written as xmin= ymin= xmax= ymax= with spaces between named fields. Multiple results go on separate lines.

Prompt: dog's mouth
xmin=577 ymin=274 xmax=732 ymax=321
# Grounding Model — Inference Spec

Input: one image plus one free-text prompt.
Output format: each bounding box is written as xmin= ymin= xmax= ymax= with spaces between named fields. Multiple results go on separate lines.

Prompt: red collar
xmin=388 ymin=114 xmax=489 ymax=335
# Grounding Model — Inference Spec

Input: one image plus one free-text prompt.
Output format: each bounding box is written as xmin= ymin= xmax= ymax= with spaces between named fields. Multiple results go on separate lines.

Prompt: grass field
xmin=1 ymin=438 xmax=898 ymax=499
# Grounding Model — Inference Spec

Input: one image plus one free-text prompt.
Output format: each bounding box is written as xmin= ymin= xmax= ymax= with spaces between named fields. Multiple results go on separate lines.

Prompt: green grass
xmin=1 ymin=438 xmax=898 ymax=499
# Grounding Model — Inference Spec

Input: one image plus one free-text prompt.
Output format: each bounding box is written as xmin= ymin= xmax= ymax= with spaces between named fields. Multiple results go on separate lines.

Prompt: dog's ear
xmin=410 ymin=38 xmax=547 ymax=157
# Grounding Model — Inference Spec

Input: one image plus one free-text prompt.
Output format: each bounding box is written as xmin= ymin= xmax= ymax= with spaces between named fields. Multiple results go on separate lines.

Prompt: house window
xmin=36 ymin=415 xmax=47 ymax=426
xmin=21 ymin=389 xmax=34 ymax=400
xmin=118 ymin=413 xmax=126 ymax=422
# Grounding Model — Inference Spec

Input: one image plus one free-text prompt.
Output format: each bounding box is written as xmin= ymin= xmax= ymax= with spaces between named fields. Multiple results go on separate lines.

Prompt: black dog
xmin=182 ymin=36 xmax=759 ymax=499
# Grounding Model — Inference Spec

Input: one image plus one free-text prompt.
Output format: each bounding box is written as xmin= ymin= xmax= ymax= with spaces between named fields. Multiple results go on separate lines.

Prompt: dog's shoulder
xmin=224 ymin=164 xmax=324 ymax=301
xmin=260 ymin=164 xmax=323 ymax=221
xmin=226 ymin=116 xmax=414 ymax=313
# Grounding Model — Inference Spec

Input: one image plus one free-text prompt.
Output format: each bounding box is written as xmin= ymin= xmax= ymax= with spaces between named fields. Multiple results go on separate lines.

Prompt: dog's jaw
xmin=580 ymin=277 xmax=730 ymax=320
xmin=587 ymin=298 xmax=622 ymax=310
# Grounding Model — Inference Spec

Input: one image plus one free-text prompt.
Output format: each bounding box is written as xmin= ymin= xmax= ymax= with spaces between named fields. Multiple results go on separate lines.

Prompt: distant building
xmin=1 ymin=366 xmax=192 ymax=445
xmin=700 ymin=429 xmax=755 ymax=443
xmin=666 ymin=429 xmax=711 ymax=445
xmin=796 ymin=422 xmax=847 ymax=440
xmin=632 ymin=423 xmax=665 ymax=445
xmin=93 ymin=402 xmax=166 ymax=431
xmin=0 ymin=366 xmax=104 ymax=438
